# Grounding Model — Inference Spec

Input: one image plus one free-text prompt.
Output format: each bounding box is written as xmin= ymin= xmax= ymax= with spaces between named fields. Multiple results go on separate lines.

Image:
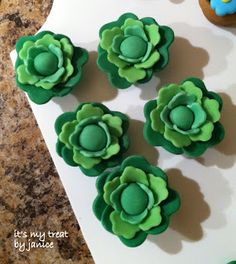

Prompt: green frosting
xmin=144 ymin=77 xmax=225 ymax=157
xmin=169 ymin=106 xmax=194 ymax=131
xmin=15 ymin=31 xmax=88 ymax=104
xmin=120 ymin=183 xmax=148 ymax=215
xmin=97 ymin=13 xmax=174 ymax=89
xmin=55 ymin=103 xmax=129 ymax=176
xmin=79 ymin=124 xmax=108 ymax=151
xmin=119 ymin=36 xmax=147 ymax=59
xmin=93 ymin=155 xmax=180 ymax=247
xmin=34 ymin=52 xmax=58 ymax=76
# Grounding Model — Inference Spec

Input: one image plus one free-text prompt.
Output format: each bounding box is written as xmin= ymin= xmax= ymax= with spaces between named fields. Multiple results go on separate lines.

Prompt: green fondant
xmin=169 ymin=106 xmax=194 ymax=131
xmin=120 ymin=36 xmax=147 ymax=59
xmin=15 ymin=31 xmax=88 ymax=104
xmin=124 ymin=25 xmax=148 ymax=41
xmin=110 ymin=211 xmax=140 ymax=239
xmin=49 ymin=44 xmax=64 ymax=68
xmin=93 ymin=155 xmax=180 ymax=247
xmin=148 ymin=174 xmax=168 ymax=205
xmin=79 ymin=125 xmax=107 ymax=151
xmin=120 ymin=166 xmax=149 ymax=186
xmin=103 ymin=177 xmax=121 ymax=205
xmin=97 ymin=13 xmax=174 ymax=89
xmin=110 ymin=183 xmax=127 ymax=213
xmin=145 ymin=24 xmax=160 ymax=46
xmin=188 ymin=102 xmax=206 ymax=129
xmin=120 ymin=183 xmax=148 ymax=215
xmin=102 ymin=114 xmax=123 ymax=137
xmin=76 ymin=104 xmax=104 ymax=122
xmin=143 ymin=78 xmax=225 ymax=157
xmin=55 ymin=103 xmax=129 ymax=176
xmin=139 ymin=206 xmax=162 ymax=231
xmin=120 ymin=208 xmax=148 ymax=225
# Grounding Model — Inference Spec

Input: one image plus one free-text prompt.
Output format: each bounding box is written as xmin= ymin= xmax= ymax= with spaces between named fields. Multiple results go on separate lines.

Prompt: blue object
xmin=210 ymin=0 xmax=236 ymax=16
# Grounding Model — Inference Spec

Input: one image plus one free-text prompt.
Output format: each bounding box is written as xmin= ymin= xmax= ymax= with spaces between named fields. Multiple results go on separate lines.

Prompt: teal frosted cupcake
xmin=15 ymin=31 xmax=88 ymax=104
xmin=97 ymin=13 xmax=174 ymax=89
xmin=144 ymin=77 xmax=225 ymax=157
xmin=55 ymin=103 xmax=129 ymax=176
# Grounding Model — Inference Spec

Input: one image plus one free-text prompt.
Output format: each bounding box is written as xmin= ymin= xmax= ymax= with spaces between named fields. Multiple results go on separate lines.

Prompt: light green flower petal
xmin=103 ymin=177 xmax=121 ymax=205
xmin=35 ymin=66 xmax=65 ymax=89
xmin=138 ymin=183 xmax=155 ymax=210
xmin=164 ymin=127 xmax=192 ymax=148
xmin=120 ymin=209 xmax=148 ymax=225
xmin=102 ymin=136 xmax=120 ymax=160
xmin=19 ymin=41 xmax=34 ymax=60
xmin=189 ymin=121 xmax=214 ymax=142
xmin=76 ymin=104 xmax=104 ymax=122
xmin=73 ymin=149 xmax=101 ymax=169
xmin=118 ymin=66 xmax=146 ymax=83
xmin=102 ymin=114 xmax=123 ymax=137
xmin=112 ymin=35 xmax=125 ymax=54
xmin=38 ymin=67 xmax=65 ymax=86
xmin=121 ymin=18 xmax=144 ymax=30
xmin=59 ymin=120 xmax=78 ymax=149
xmin=181 ymin=81 xmax=203 ymax=103
xmin=189 ymin=102 xmax=207 ymax=129
xmin=148 ymin=174 xmax=168 ymax=205
xmin=60 ymin=57 xmax=74 ymax=83
xmin=135 ymin=50 xmax=160 ymax=69
xmin=110 ymin=211 xmax=140 ymax=239
xmin=17 ymin=65 xmax=39 ymax=84
xmin=107 ymin=48 xmax=129 ymax=68
xmin=150 ymin=104 xmax=165 ymax=134
xmin=101 ymin=27 xmax=123 ymax=50
xmin=35 ymin=81 xmax=55 ymax=90
xmin=49 ymin=44 xmax=64 ymax=68
xmin=120 ymin=166 xmax=149 ymax=186
xmin=145 ymin=24 xmax=160 ymax=46
xmin=158 ymin=84 xmax=182 ymax=105
xmin=60 ymin=37 xmax=74 ymax=60
xmin=124 ymin=25 xmax=148 ymax=41
xmin=202 ymin=97 xmax=220 ymax=123
xmin=35 ymin=34 xmax=61 ymax=48
xmin=139 ymin=206 xmax=162 ymax=231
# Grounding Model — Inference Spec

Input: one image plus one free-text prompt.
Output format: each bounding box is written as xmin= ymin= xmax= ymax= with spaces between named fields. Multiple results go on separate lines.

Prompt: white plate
xmin=11 ymin=1 xmax=236 ymax=263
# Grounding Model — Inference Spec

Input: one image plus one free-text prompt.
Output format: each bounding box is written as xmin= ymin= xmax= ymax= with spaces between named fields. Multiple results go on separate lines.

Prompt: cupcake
xmin=93 ymin=155 xmax=180 ymax=247
xmin=144 ymin=77 xmax=225 ymax=157
xmin=55 ymin=103 xmax=129 ymax=176
xmin=15 ymin=31 xmax=88 ymax=104
xmin=199 ymin=0 xmax=236 ymax=26
xmin=97 ymin=13 xmax=174 ymax=89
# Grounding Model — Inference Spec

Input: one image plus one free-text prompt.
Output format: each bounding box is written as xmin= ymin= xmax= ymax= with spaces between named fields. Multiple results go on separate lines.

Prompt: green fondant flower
xmin=144 ymin=77 xmax=225 ymax=157
xmin=55 ymin=103 xmax=129 ymax=176
xmin=15 ymin=31 xmax=88 ymax=104
xmin=97 ymin=13 xmax=174 ymax=89
xmin=93 ymin=156 xmax=180 ymax=247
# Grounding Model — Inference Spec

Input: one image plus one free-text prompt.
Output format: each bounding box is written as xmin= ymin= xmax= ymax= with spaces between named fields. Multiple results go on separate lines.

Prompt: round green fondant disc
xmin=121 ymin=183 xmax=148 ymax=215
xmin=79 ymin=124 xmax=107 ymax=151
xmin=34 ymin=52 xmax=58 ymax=76
xmin=169 ymin=105 xmax=194 ymax=131
xmin=120 ymin=36 xmax=147 ymax=59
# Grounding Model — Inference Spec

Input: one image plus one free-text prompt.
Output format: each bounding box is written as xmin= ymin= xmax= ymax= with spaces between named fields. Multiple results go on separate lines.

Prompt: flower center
xmin=79 ymin=124 xmax=107 ymax=151
xmin=121 ymin=183 xmax=148 ymax=215
xmin=169 ymin=105 xmax=194 ymax=131
xmin=120 ymin=36 xmax=147 ymax=59
xmin=34 ymin=52 xmax=58 ymax=76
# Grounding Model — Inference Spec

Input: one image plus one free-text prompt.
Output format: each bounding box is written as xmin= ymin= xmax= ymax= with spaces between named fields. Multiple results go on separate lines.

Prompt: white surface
xmin=11 ymin=1 xmax=236 ymax=263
